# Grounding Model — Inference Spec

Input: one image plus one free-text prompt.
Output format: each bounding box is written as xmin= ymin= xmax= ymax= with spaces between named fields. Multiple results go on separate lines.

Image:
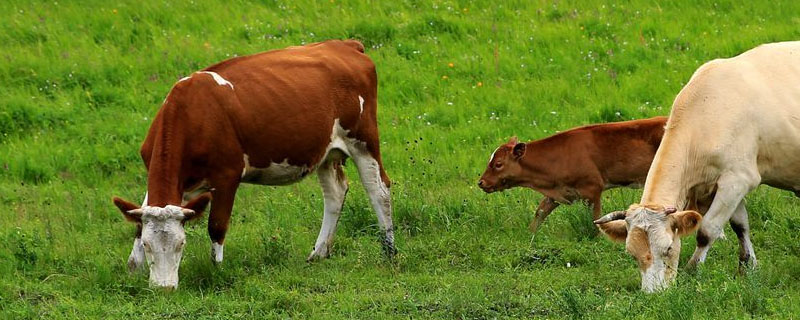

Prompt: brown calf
xmin=478 ymin=116 xmax=666 ymax=232
xmin=112 ymin=40 xmax=394 ymax=289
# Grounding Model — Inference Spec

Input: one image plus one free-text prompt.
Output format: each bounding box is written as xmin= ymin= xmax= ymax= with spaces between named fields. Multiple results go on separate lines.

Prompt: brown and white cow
xmin=112 ymin=40 xmax=395 ymax=289
xmin=594 ymin=41 xmax=800 ymax=292
xmin=478 ymin=116 xmax=666 ymax=232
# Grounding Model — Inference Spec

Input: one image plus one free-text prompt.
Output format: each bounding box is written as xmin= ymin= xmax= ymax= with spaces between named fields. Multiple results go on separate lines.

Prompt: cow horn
xmin=126 ymin=208 xmax=144 ymax=217
xmin=593 ymin=210 xmax=627 ymax=224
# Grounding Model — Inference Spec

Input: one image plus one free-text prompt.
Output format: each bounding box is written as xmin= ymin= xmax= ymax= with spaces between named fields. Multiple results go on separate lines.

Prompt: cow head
xmin=594 ymin=204 xmax=701 ymax=292
xmin=112 ymin=193 xmax=211 ymax=290
xmin=478 ymin=137 xmax=527 ymax=193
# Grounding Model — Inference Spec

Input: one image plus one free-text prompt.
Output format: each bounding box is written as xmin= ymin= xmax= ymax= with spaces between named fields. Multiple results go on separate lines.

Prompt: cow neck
xmin=146 ymin=112 xmax=187 ymax=207
xmin=515 ymin=142 xmax=553 ymax=189
xmin=640 ymin=128 xmax=693 ymax=209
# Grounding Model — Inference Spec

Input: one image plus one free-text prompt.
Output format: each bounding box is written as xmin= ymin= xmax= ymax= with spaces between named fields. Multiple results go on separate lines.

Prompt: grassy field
xmin=2 ymin=0 xmax=800 ymax=318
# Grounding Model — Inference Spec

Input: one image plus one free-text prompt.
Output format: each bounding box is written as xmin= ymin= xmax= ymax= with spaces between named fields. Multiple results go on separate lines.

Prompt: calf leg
xmin=207 ymin=179 xmax=239 ymax=264
xmin=127 ymin=192 xmax=148 ymax=272
xmin=308 ymin=160 xmax=349 ymax=261
xmin=529 ymin=197 xmax=559 ymax=233
xmin=729 ymin=201 xmax=757 ymax=271
xmin=350 ymin=147 xmax=395 ymax=257
xmin=687 ymin=174 xmax=757 ymax=268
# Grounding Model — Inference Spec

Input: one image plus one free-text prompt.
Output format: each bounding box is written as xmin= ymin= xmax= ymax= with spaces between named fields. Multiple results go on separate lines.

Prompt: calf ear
xmin=512 ymin=143 xmax=526 ymax=159
xmin=113 ymin=197 xmax=143 ymax=223
xmin=597 ymin=220 xmax=628 ymax=243
xmin=669 ymin=210 xmax=702 ymax=237
xmin=181 ymin=192 xmax=212 ymax=222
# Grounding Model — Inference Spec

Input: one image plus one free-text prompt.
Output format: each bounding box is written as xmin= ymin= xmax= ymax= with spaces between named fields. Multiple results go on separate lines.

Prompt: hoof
xmin=127 ymin=255 xmax=143 ymax=273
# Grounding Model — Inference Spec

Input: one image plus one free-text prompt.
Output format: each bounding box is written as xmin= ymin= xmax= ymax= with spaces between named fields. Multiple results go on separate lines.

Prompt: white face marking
xmin=358 ymin=95 xmax=365 ymax=114
xmin=489 ymin=146 xmax=501 ymax=164
xmin=139 ymin=205 xmax=189 ymax=289
xmin=179 ymin=76 xmax=191 ymax=82
xmin=197 ymin=71 xmax=234 ymax=89
xmin=625 ymin=207 xmax=681 ymax=292
xmin=211 ymin=242 xmax=224 ymax=263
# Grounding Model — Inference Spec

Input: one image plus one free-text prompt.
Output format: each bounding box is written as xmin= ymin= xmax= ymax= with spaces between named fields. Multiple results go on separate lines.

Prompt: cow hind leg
xmin=350 ymin=145 xmax=396 ymax=257
xmin=729 ymin=201 xmax=757 ymax=272
xmin=308 ymin=159 xmax=349 ymax=261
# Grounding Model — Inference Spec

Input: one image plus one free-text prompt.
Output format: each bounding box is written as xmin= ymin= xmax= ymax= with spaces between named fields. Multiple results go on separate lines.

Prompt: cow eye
xmin=494 ymin=162 xmax=504 ymax=169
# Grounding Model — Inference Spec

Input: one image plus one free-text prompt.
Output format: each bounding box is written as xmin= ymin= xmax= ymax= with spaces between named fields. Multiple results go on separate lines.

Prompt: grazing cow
xmin=478 ymin=116 xmax=666 ymax=232
xmin=112 ymin=40 xmax=395 ymax=289
xmin=594 ymin=41 xmax=800 ymax=292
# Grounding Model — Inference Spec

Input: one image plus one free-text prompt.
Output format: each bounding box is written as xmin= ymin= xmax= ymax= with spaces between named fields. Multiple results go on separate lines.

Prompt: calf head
xmin=594 ymin=204 xmax=701 ymax=292
xmin=112 ymin=193 xmax=211 ymax=290
xmin=478 ymin=136 xmax=527 ymax=193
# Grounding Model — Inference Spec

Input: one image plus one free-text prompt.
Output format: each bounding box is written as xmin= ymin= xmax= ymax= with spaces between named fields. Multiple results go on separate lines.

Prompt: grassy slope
xmin=2 ymin=0 xmax=800 ymax=318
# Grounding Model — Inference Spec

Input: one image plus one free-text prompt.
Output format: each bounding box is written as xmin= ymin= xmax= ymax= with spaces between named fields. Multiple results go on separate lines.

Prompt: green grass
xmin=2 ymin=0 xmax=800 ymax=318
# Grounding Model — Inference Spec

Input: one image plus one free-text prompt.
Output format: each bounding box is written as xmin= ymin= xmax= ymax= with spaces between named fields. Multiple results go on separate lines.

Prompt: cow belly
xmin=239 ymin=119 xmax=356 ymax=186
xmin=241 ymin=159 xmax=310 ymax=186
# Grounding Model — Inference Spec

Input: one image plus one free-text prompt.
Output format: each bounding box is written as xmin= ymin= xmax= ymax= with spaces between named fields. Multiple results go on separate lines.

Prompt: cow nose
xmin=478 ymin=180 xmax=484 ymax=187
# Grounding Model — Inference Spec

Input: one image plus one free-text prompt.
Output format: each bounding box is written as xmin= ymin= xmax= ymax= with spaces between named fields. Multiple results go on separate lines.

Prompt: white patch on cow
xmin=211 ymin=242 xmax=224 ymax=263
xmin=489 ymin=146 xmax=501 ymax=164
xmin=241 ymin=156 xmax=309 ymax=185
xmin=326 ymin=119 xmax=353 ymax=158
xmin=198 ymin=71 xmax=234 ymax=89
xmin=358 ymin=95 xmax=365 ymax=114
xmin=242 ymin=154 xmax=250 ymax=178
xmin=179 ymin=76 xmax=191 ymax=82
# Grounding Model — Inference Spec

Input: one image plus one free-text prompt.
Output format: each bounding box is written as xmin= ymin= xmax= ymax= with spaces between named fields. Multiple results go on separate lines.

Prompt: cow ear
xmin=182 ymin=192 xmax=212 ymax=222
xmin=113 ymin=197 xmax=143 ymax=223
xmin=597 ymin=220 xmax=628 ymax=243
xmin=512 ymin=143 xmax=526 ymax=159
xmin=670 ymin=210 xmax=702 ymax=237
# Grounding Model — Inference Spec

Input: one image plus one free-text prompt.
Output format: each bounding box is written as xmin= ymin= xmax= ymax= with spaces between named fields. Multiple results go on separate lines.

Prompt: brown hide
xmin=479 ymin=116 xmax=667 ymax=231
xmin=139 ymin=40 xmax=383 ymax=208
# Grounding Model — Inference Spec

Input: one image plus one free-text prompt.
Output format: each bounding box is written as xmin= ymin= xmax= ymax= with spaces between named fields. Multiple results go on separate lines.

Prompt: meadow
xmin=2 ymin=0 xmax=800 ymax=318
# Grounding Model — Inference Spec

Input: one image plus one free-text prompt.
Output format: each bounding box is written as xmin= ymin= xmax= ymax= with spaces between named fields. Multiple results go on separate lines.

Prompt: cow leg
xmin=127 ymin=192 xmax=148 ymax=272
xmin=350 ymin=147 xmax=395 ymax=257
xmin=207 ymin=179 xmax=239 ymax=264
xmin=687 ymin=174 xmax=757 ymax=268
xmin=127 ymin=224 xmax=145 ymax=273
xmin=729 ymin=201 xmax=757 ymax=271
xmin=529 ymin=197 xmax=559 ymax=233
xmin=308 ymin=160 xmax=349 ymax=261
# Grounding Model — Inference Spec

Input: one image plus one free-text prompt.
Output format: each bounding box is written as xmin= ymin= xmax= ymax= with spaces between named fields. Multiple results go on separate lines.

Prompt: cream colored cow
xmin=594 ymin=41 xmax=800 ymax=292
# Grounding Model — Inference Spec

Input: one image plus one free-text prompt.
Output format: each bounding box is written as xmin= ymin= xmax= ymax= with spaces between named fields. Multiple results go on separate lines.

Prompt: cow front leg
xmin=207 ymin=181 xmax=239 ymax=264
xmin=127 ymin=224 xmax=145 ymax=273
xmin=127 ymin=192 xmax=148 ymax=272
xmin=729 ymin=201 xmax=757 ymax=272
xmin=308 ymin=160 xmax=349 ymax=261
xmin=529 ymin=197 xmax=559 ymax=233
xmin=687 ymin=174 xmax=756 ymax=268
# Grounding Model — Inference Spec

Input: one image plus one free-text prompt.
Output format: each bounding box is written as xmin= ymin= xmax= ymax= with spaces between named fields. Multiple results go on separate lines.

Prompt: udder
xmin=241 ymin=158 xmax=311 ymax=186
